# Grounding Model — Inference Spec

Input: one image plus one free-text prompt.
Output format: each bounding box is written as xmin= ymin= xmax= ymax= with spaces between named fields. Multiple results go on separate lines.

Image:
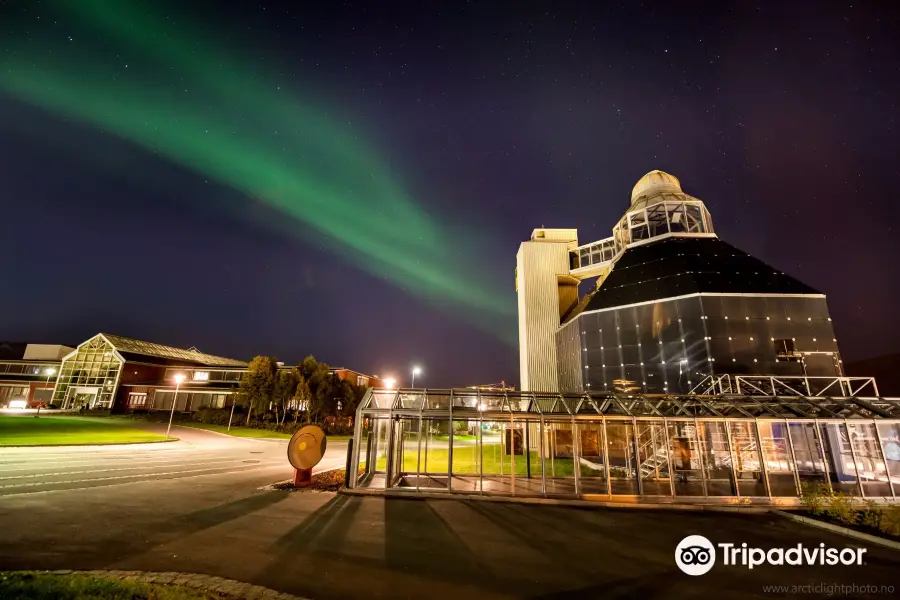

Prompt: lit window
xmin=193 ymin=371 xmax=210 ymax=381
xmin=129 ymin=392 xmax=147 ymax=406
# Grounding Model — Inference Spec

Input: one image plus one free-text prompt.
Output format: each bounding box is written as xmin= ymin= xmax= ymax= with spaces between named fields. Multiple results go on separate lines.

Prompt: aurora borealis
xmin=2 ymin=1 xmax=900 ymax=387
xmin=0 ymin=0 xmax=513 ymax=339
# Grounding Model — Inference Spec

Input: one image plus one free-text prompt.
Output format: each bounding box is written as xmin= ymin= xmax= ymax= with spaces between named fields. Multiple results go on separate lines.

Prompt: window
xmin=192 ymin=371 xmax=210 ymax=381
xmin=129 ymin=392 xmax=148 ymax=406
xmin=774 ymin=338 xmax=798 ymax=359
xmin=357 ymin=375 xmax=369 ymax=387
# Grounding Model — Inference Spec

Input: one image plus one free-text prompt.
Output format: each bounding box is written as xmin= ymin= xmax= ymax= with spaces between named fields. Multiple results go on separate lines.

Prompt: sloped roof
xmin=101 ymin=333 xmax=248 ymax=367
xmin=571 ymin=237 xmax=820 ymax=318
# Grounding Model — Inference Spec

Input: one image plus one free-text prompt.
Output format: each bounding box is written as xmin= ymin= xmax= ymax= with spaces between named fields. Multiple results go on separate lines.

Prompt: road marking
xmin=0 ymin=457 xmax=249 ymax=480
xmin=0 ymin=462 xmax=284 ymax=490
xmin=0 ymin=462 xmax=288 ymax=497
xmin=0 ymin=453 xmax=239 ymax=470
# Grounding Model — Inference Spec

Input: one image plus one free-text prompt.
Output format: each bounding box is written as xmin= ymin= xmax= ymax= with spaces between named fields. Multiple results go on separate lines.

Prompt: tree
xmin=238 ymin=355 xmax=277 ymax=426
xmin=273 ymin=368 xmax=300 ymax=427
xmin=292 ymin=375 xmax=311 ymax=424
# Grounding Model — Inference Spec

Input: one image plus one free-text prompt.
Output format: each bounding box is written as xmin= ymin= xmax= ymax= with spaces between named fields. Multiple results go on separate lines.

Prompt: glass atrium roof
xmin=100 ymin=333 xmax=248 ymax=367
xmin=358 ymin=388 xmax=900 ymax=420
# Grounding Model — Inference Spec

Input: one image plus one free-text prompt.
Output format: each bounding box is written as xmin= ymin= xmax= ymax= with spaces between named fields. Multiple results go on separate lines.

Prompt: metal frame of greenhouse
xmin=348 ymin=387 xmax=900 ymax=504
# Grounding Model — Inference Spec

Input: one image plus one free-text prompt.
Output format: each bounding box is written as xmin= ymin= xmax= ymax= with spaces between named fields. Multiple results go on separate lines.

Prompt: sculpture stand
xmin=293 ymin=467 xmax=312 ymax=488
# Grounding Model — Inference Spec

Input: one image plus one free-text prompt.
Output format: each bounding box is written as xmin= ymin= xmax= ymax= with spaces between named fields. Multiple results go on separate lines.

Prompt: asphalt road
xmin=1 ymin=426 xmax=899 ymax=599
xmin=0 ymin=424 xmax=347 ymax=497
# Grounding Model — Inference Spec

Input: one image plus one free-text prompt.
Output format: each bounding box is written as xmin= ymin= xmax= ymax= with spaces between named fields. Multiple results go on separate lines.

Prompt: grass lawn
xmin=176 ymin=421 xmax=352 ymax=440
xmin=0 ymin=415 xmax=169 ymax=446
xmin=375 ymin=443 xmax=576 ymax=476
xmin=0 ymin=571 xmax=222 ymax=599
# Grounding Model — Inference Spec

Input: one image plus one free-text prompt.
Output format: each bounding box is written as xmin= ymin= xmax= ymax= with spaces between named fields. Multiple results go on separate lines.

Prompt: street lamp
xmin=166 ymin=373 xmax=186 ymax=440
xmin=37 ymin=367 xmax=56 ymax=418
xmin=411 ymin=366 xmax=422 ymax=388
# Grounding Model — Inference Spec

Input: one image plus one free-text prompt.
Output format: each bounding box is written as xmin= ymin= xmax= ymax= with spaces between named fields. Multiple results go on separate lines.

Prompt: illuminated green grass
xmin=374 ymin=443 xmax=576 ymax=476
xmin=0 ymin=415 xmax=169 ymax=446
xmin=177 ymin=422 xmax=352 ymax=440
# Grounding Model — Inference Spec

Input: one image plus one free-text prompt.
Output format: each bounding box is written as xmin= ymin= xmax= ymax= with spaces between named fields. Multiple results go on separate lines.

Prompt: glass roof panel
xmin=101 ymin=333 xmax=247 ymax=367
xmin=355 ymin=389 xmax=900 ymax=420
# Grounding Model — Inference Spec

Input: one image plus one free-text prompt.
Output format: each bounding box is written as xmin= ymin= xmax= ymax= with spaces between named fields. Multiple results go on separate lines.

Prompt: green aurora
xmin=0 ymin=0 xmax=515 ymax=341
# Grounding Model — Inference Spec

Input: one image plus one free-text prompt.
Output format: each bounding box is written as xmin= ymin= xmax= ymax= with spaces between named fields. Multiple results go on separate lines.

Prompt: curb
xmin=339 ymin=488 xmax=772 ymax=513
xmin=0 ymin=438 xmax=179 ymax=448
xmin=258 ymin=467 xmax=343 ymax=491
xmin=771 ymin=510 xmax=900 ymax=552
xmin=1 ymin=569 xmax=309 ymax=600
xmin=172 ymin=424 xmax=289 ymax=442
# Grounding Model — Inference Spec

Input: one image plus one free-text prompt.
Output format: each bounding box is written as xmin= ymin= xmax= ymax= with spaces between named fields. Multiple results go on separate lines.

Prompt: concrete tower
xmin=515 ymin=228 xmax=579 ymax=392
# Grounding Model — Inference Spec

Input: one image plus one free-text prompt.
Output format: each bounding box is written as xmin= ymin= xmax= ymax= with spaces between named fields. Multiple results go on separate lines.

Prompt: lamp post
xmin=411 ymin=366 xmax=422 ymax=389
xmin=166 ymin=373 xmax=186 ymax=440
xmin=37 ymin=367 xmax=56 ymax=417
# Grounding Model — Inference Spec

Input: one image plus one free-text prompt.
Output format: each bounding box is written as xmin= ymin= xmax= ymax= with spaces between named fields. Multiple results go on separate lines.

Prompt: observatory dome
xmin=630 ymin=170 xmax=682 ymax=207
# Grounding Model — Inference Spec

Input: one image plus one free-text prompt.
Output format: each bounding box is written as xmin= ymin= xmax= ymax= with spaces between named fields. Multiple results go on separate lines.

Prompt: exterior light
xmin=411 ymin=366 xmax=422 ymax=388
xmin=384 ymin=377 xmax=396 ymax=389
xmin=166 ymin=373 xmax=186 ymax=439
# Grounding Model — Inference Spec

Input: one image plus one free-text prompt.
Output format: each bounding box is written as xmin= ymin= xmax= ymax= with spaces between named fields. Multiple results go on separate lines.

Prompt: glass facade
xmin=53 ymin=336 xmax=122 ymax=409
xmin=351 ymin=389 xmax=900 ymax=503
xmin=557 ymin=293 xmax=842 ymax=394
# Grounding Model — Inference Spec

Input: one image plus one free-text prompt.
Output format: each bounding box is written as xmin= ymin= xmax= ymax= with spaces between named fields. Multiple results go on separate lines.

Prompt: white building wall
xmin=23 ymin=344 xmax=75 ymax=361
xmin=516 ymin=240 xmax=572 ymax=392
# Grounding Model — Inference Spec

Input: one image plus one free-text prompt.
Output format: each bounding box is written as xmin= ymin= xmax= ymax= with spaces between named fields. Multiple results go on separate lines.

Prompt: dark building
xmin=554 ymin=172 xmax=843 ymax=395
xmin=516 ymin=170 xmax=848 ymax=395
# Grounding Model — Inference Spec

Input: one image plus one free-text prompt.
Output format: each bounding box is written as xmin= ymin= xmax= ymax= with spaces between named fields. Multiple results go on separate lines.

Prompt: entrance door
xmin=74 ymin=392 xmax=97 ymax=409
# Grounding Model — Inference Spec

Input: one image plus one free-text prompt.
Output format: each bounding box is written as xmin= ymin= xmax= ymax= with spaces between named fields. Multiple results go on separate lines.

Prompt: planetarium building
xmin=348 ymin=172 xmax=900 ymax=504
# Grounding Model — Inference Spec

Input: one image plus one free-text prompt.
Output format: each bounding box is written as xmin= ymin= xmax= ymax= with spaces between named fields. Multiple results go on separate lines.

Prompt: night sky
xmin=1 ymin=1 xmax=899 ymax=388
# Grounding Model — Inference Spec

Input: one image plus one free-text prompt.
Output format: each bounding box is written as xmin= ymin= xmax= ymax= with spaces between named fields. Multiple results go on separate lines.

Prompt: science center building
xmin=350 ymin=171 xmax=900 ymax=504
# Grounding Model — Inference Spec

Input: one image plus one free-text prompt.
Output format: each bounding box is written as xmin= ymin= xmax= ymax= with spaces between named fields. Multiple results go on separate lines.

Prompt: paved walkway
xmin=2 ymin=484 xmax=899 ymax=599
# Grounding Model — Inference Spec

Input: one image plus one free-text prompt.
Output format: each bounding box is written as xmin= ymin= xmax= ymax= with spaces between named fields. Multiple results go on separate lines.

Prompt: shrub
xmin=800 ymin=482 xmax=828 ymax=515
xmin=191 ymin=408 xmax=233 ymax=425
xmin=824 ymin=492 xmax=857 ymax=526
xmin=859 ymin=500 xmax=883 ymax=530
xmin=879 ymin=504 xmax=900 ymax=537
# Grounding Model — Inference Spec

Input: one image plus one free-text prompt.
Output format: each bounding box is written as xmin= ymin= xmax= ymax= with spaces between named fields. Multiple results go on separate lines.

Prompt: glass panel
xmin=758 ymin=421 xmax=798 ymax=497
xmin=668 ymin=421 xmax=705 ymax=496
xmin=478 ymin=420 xmax=528 ymax=495
xmin=606 ymin=421 xmax=639 ymax=495
xmin=728 ymin=421 xmax=768 ymax=497
xmin=788 ymin=422 xmax=828 ymax=491
xmin=448 ymin=419 xmax=480 ymax=493
xmin=698 ymin=422 xmax=736 ymax=496
xmin=358 ymin=417 xmax=390 ymax=489
xmin=389 ymin=417 xmax=420 ymax=488
xmin=576 ymin=422 xmax=607 ymax=494
xmin=819 ymin=422 xmax=859 ymax=495
xmin=417 ymin=418 xmax=450 ymax=490
xmin=636 ymin=421 xmax=671 ymax=496
xmin=847 ymin=423 xmax=891 ymax=497
xmin=545 ymin=422 xmax=576 ymax=496
xmin=877 ymin=423 xmax=900 ymax=497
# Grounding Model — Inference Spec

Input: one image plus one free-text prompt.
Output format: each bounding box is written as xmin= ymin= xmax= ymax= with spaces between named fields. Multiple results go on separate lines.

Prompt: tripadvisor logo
xmin=675 ymin=535 xmax=867 ymax=576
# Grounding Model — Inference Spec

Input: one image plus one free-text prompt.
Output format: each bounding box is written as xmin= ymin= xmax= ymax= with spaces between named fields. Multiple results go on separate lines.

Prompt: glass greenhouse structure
xmin=349 ymin=388 xmax=900 ymax=504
